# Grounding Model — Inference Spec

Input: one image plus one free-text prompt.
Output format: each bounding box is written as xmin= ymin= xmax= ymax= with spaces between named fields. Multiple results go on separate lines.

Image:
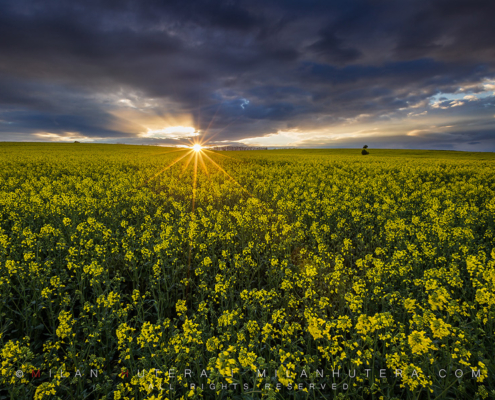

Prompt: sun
xmin=192 ymin=144 xmax=202 ymax=152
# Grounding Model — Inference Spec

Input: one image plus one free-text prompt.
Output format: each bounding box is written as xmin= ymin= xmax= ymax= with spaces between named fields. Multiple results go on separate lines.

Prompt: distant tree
xmin=362 ymin=149 xmax=369 ymax=155
xmin=74 ymin=141 xmax=80 ymax=143
xmin=363 ymin=145 xmax=368 ymax=149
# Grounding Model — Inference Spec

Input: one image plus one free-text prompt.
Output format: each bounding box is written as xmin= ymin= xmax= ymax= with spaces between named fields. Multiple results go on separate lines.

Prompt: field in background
xmin=1 ymin=143 xmax=494 ymax=399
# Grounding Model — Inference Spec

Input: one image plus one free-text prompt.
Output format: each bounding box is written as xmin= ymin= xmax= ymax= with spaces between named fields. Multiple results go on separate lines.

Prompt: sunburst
xmin=132 ymin=119 xmax=264 ymax=303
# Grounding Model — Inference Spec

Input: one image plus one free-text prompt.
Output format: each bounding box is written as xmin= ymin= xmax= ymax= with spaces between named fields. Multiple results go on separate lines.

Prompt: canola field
xmin=1 ymin=143 xmax=495 ymax=400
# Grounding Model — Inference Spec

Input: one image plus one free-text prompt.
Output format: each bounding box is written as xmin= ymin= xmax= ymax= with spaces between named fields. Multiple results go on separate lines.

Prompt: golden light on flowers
xmin=1 ymin=143 xmax=494 ymax=399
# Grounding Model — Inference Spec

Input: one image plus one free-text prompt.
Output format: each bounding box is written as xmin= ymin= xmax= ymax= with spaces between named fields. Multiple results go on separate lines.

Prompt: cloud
xmin=407 ymin=111 xmax=427 ymax=117
xmin=0 ymin=0 xmax=495 ymax=150
xmin=33 ymin=132 xmax=97 ymax=142
xmin=307 ymin=28 xmax=362 ymax=64
xmin=141 ymin=126 xmax=199 ymax=140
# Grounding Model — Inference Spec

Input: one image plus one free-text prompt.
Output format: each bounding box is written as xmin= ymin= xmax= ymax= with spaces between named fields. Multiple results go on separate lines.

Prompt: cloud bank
xmin=1 ymin=0 xmax=495 ymax=150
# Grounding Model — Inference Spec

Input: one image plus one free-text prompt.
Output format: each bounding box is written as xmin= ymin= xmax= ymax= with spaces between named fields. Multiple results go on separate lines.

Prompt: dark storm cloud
xmin=0 ymin=0 xmax=495 ymax=149
xmin=307 ymin=28 xmax=362 ymax=64
xmin=393 ymin=0 xmax=495 ymax=63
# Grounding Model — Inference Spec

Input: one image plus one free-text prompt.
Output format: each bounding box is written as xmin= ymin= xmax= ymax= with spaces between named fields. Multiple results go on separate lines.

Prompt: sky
xmin=1 ymin=0 xmax=495 ymax=150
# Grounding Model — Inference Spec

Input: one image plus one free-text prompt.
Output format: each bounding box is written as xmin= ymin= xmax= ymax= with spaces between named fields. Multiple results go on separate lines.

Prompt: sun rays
xmin=115 ymin=132 xmax=267 ymax=307
xmin=137 ymin=142 xmax=252 ymax=204
xmin=127 ymin=105 xmax=264 ymax=304
xmin=136 ymin=118 xmax=254 ymax=204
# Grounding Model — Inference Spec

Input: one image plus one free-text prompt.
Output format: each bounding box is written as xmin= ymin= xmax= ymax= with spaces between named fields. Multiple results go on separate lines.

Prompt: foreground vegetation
xmin=1 ymin=143 xmax=495 ymax=399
